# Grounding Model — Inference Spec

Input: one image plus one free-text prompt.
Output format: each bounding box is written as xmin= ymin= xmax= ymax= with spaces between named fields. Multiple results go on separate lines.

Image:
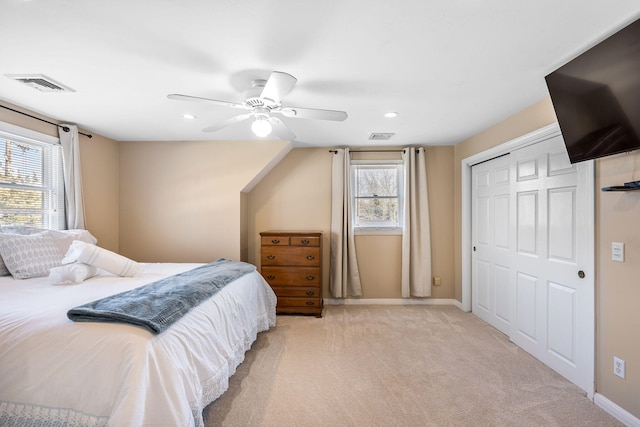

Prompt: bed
xmin=0 ymin=230 xmax=277 ymax=427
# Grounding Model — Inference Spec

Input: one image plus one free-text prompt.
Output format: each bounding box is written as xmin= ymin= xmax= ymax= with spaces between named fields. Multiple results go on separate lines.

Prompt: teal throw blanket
xmin=67 ymin=258 xmax=256 ymax=334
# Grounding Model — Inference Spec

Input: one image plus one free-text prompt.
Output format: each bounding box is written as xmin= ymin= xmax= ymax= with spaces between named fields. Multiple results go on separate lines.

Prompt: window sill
xmin=354 ymin=228 xmax=403 ymax=236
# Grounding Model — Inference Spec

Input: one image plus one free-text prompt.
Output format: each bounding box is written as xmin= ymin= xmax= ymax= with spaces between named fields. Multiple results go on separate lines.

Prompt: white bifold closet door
xmin=472 ymin=135 xmax=594 ymax=395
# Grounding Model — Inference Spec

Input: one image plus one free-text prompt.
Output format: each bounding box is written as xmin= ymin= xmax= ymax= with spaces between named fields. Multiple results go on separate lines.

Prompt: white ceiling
xmin=1 ymin=0 xmax=639 ymax=147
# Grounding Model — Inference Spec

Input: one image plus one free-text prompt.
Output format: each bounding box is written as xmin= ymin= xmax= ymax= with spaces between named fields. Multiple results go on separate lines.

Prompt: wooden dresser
xmin=260 ymin=231 xmax=323 ymax=317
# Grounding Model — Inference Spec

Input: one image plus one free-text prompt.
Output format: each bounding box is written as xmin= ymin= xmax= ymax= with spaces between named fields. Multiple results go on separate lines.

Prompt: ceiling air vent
xmin=368 ymin=132 xmax=395 ymax=141
xmin=5 ymin=74 xmax=75 ymax=92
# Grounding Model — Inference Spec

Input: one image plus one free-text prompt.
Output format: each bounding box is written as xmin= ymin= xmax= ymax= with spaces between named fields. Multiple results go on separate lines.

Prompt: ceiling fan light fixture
xmin=251 ymin=117 xmax=272 ymax=137
xmin=384 ymin=111 xmax=399 ymax=118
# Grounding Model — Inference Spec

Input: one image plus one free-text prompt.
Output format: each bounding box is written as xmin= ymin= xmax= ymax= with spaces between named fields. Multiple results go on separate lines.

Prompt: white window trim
xmin=0 ymin=120 xmax=60 ymax=146
xmin=351 ymin=159 xmax=404 ymax=236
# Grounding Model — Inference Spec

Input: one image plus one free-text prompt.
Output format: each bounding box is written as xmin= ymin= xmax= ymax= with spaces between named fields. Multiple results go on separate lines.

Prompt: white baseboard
xmin=324 ymin=298 xmax=459 ymax=306
xmin=594 ymin=393 xmax=640 ymax=426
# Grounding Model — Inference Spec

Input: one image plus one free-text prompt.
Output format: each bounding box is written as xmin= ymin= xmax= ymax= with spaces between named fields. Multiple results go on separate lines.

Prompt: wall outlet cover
xmin=614 ymin=356 xmax=626 ymax=379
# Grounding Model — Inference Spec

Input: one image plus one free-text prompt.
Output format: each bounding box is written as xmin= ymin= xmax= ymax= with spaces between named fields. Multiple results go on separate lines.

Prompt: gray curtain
xmin=329 ymin=148 xmax=362 ymax=298
xmin=401 ymin=147 xmax=432 ymax=297
xmin=59 ymin=124 xmax=86 ymax=229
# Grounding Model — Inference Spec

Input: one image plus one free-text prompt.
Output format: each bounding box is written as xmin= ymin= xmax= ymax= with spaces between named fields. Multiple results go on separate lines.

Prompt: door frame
xmin=460 ymin=122 xmax=595 ymax=397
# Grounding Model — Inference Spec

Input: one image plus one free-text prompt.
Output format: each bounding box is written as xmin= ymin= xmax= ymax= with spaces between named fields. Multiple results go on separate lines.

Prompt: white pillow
xmin=49 ymin=263 xmax=98 ymax=285
xmin=41 ymin=229 xmax=98 ymax=257
xmin=62 ymin=241 xmax=139 ymax=277
xmin=0 ymin=233 xmax=62 ymax=279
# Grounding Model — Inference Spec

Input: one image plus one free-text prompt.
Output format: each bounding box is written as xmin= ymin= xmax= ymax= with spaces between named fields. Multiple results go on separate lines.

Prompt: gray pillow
xmin=0 ymin=233 xmax=63 ymax=279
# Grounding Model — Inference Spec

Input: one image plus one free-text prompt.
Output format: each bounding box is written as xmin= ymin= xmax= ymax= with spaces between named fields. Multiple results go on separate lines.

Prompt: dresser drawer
xmin=261 ymin=235 xmax=290 ymax=246
xmin=261 ymin=266 xmax=320 ymax=286
xmin=261 ymin=246 xmax=320 ymax=266
xmin=290 ymin=235 xmax=320 ymax=247
xmin=272 ymin=287 xmax=321 ymax=298
xmin=277 ymin=297 xmax=322 ymax=308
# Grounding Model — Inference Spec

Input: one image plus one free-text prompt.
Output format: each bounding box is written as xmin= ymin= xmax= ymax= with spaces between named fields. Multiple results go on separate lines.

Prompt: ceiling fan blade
xmin=202 ymin=114 xmax=252 ymax=132
xmin=279 ymin=107 xmax=347 ymax=121
xmin=269 ymin=117 xmax=296 ymax=140
xmin=260 ymin=72 xmax=297 ymax=104
xmin=167 ymin=94 xmax=247 ymax=110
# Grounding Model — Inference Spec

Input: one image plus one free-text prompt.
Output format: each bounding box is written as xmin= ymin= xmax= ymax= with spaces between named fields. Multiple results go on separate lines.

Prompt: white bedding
xmin=0 ymin=263 xmax=277 ymax=427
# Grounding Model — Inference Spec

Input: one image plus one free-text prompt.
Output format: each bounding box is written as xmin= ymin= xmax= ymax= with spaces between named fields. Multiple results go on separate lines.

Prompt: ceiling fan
xmin=167 ymin=71 xmax=347 ymax=139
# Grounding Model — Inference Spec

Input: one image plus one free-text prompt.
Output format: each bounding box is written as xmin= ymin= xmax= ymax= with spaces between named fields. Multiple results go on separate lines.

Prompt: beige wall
xmin=595 ymin=151 xmax=640 ymax=417
xmin=453 ymin=96 xmax=640 ymax=418
xmin=117 ymin=139 xmax=290 ymax=262
xmin=247 ymin=146 xmax=456 ymax=300
xmin=0 ymin=101 xmax=119 ymax=251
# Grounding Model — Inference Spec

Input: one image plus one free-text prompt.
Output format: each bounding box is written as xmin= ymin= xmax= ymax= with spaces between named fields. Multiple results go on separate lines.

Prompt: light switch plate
xmin=612 ymin=242 xmax=624 ymax=262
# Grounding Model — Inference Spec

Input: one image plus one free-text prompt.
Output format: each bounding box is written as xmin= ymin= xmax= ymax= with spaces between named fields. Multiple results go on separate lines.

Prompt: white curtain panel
xmin=329 ymin=148 xmax=362 ymax=298
xmin=401 ymin=147 xmax=432 ymax=297
xmin=59 ymin=124 xmax=86 ymax=229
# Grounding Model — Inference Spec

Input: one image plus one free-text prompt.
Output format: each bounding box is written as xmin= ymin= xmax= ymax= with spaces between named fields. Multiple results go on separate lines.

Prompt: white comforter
xmin=0 ymin=263 xmax=277 ymax=427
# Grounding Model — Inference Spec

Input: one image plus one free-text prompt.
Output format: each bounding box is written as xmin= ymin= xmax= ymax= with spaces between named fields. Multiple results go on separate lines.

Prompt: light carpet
xmin=204 ymin=305 xmax=621 ymax=426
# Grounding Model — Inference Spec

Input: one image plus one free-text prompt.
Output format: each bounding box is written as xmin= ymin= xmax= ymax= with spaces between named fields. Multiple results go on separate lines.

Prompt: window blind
xmin=0 ymin=135 xmax=65 ymax=230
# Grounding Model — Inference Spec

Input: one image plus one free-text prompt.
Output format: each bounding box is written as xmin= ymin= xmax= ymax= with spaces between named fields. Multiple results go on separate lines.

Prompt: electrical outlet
xmin=614 ymin=356 xmax=626 ymax=379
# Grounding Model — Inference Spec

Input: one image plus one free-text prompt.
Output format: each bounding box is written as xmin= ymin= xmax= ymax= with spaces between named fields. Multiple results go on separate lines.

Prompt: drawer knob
xmin=306 ymin=255 xmax=315 ymax=260
xmin=305 ymin=291 xmax=315 ymax=296
xmin=301 ymin=239 xmax=310 ymax=245
xmin=267 ymin=255 xmax=276 ymax=260
xmin=306 ymin=275 xmax=315 ymax=281
xmin=271 ymin=239 xmax=280 ymax=244
xmin=266 ymin=275 xmax=276 ymax=280
xmin=306 ymin=301 xmax=315 ymax=306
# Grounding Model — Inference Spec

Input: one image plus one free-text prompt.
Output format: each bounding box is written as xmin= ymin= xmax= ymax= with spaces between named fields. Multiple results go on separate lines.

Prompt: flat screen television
xmin=545 ymin=18 xmax=640 ymax=164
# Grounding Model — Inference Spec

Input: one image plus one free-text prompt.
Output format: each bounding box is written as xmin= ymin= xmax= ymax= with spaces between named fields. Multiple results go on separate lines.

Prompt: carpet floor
xmin=203 ymin=305 xmax=621 ymax=426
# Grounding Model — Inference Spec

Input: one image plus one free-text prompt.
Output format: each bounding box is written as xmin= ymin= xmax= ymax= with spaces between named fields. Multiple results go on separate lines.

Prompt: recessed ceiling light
xmin=183 ymin=113 xmax=196 ymax=119
xmin=384 ymin=112 xmax=399 ymax=118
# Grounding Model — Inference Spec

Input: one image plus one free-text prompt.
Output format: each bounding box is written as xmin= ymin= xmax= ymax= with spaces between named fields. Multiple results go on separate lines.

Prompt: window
xmin=0 ymin=125 xmax=65 ymax=230
xmin=351 ymin=160 xmax=404 ymax=232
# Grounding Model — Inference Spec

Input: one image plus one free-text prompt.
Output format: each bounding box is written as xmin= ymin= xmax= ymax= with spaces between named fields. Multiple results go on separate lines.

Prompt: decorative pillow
xmin=0 ymin=234 xmax=63 ymax=279
xmin=62 ymin=241 xmax=139 ymax=277
xmin=49 ymin=263 xmax=98 ymax=285
xmin=0 ymin=226 xmax=41 ymax=276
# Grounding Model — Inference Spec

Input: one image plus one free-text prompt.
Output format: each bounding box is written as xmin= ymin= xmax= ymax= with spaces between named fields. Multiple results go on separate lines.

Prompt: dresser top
xmin=260 ymin=231 xmax=322 ymax=236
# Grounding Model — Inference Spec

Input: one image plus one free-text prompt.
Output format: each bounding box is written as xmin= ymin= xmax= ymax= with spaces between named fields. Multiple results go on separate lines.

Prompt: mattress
xmin=0 ymin=262 xmax=277 ymax=427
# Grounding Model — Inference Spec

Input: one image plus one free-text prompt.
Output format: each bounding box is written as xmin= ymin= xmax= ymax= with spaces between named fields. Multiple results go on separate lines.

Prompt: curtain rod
xmin=0 ymin=104 xmax=93 ymax=138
